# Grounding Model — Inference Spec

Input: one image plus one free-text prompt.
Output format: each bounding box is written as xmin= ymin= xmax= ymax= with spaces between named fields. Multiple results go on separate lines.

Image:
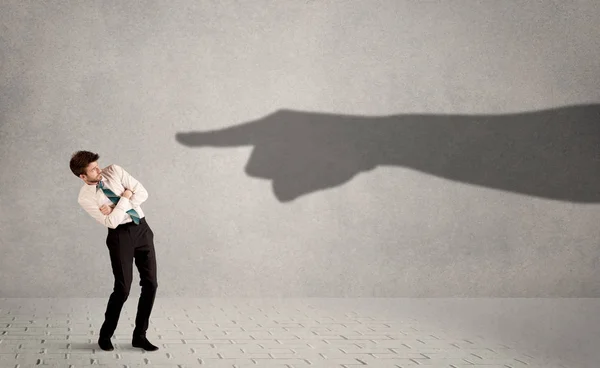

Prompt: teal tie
xmin=97 ymin=180 xmax=140 ymax=224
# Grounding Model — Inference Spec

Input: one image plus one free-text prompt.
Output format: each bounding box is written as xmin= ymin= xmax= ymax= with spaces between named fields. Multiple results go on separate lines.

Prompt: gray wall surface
xmin=1 ymin=0 xmax=599 ymax=297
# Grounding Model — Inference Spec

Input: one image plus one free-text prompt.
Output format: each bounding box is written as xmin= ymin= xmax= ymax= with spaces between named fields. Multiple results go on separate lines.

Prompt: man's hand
xmin=100 ymin=204 xmax=114 ymax=215
xmin=122 ymin=189 xmax=133 ymax=199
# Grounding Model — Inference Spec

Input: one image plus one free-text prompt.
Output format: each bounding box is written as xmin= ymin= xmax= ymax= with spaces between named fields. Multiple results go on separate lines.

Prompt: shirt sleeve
xmin=116 ymin=164 xmax=149 ymax=207
xmin=78 ymin=195 xmax=133 ymax=229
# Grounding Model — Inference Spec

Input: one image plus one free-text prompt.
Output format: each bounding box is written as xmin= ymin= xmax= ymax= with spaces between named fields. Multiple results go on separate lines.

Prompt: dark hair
xmin=70 ymin=150 xmax=100 ymax=177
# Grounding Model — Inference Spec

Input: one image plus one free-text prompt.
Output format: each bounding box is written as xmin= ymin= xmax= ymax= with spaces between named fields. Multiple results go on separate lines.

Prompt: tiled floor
xmin=0 ymin=298 xmax=596 ymax=367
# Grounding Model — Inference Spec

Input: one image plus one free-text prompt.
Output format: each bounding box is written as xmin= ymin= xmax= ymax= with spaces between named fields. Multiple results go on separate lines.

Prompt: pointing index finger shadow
xmin=175 ymin=104 xmax=600 ymax=203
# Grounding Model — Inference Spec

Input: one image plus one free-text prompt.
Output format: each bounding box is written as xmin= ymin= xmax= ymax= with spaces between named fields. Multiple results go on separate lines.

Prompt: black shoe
xmin=132 ymin=336 xmax=159 ymax=351
xmin=98 ymin=337 xmax=114 ymax=351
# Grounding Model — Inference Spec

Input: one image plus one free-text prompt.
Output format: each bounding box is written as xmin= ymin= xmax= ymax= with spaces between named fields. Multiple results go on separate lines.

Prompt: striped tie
xmin=97 ymin=180 xmax=140 ymax=224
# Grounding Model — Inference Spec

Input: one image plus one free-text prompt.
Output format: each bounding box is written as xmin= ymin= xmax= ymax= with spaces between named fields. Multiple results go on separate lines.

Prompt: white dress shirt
xmin=78 ymin=164 xmax=148 ymax=229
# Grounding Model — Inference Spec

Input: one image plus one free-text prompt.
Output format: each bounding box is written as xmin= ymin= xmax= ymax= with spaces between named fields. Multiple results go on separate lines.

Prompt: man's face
xmin=81 ymin=161 xmax=103 ymax=184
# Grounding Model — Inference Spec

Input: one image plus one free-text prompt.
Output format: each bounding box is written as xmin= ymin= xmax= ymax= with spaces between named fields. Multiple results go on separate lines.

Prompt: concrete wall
xmin=1 ymin=0 xmax=599 ymax=297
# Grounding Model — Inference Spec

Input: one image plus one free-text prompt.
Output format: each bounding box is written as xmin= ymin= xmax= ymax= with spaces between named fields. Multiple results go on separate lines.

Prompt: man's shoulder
xmin=101 ymin=163 xmax=127 ymax=177
xmin=102 ymin=163 xmax=119 ymax=172
xmin=77 ymin=184 xmax=93 ymax=203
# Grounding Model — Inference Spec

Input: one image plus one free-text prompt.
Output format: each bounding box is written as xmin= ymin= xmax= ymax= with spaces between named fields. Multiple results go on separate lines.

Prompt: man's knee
xmin=113 ymin=282 xmax=132 ymax=300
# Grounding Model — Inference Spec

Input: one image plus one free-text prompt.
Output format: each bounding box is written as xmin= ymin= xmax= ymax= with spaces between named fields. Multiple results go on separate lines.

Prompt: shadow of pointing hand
xmin=176 ymin=104 xmax=600 ymax=203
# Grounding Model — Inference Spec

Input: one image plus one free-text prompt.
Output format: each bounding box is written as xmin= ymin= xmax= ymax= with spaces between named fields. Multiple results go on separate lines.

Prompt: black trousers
xmin=99 ymin=217 xmax=158 ymax=339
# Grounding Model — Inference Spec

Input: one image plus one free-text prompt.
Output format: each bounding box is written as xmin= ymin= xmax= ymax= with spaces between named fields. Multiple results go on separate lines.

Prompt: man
xmin=69 ymin=150 xmax=159 ymax=352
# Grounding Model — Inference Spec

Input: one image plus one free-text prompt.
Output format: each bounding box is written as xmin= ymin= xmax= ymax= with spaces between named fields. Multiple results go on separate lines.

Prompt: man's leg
xmin=132 ymin=218 xmax=158 ymax=350
xmin=99 ymin=229 xmax=134 ymax=344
